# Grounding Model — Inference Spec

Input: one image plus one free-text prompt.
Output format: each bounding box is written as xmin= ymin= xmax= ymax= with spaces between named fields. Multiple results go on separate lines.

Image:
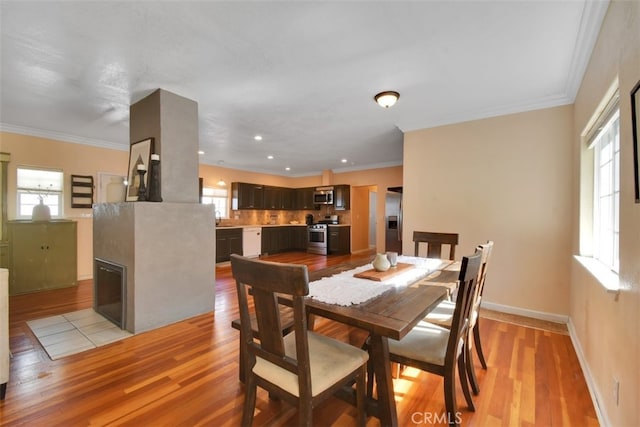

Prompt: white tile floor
xmin=27 ymin=308 xmax=133 ymax=360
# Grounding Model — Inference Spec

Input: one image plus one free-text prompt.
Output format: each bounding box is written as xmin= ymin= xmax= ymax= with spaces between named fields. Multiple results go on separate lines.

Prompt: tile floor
xmin=27 ymin=308 xmax=133 ymax=360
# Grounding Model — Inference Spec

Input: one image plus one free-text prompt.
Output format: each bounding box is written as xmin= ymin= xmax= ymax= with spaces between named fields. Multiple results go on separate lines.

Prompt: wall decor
xmin=632 ymin=80 xmax=640 ymax=203
xmin=126 ymin=137 xmax=154 ymax=202
xmin=70 ymin=174 xmax=94 ymax=208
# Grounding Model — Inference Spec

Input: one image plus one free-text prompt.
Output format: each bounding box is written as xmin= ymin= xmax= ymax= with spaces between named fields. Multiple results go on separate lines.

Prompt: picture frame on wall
xmin=632 ymin=80 xmax=640 ymax=203
xmin=126 ymin=137 xmax=154 ymax=201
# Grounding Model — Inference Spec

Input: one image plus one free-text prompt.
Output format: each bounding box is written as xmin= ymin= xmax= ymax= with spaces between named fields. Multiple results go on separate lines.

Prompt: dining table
xmin=302 ymin=256 xmax=461 ymax=427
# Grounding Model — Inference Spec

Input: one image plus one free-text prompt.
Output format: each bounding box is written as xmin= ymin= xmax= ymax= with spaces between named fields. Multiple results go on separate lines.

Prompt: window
xmin=201 ymin=186 xmax=228 ymax=218
xmin=590 ymin=103 xmax=620 ymax=273
xmin=17 ymin=167 xmax=64 ymax=218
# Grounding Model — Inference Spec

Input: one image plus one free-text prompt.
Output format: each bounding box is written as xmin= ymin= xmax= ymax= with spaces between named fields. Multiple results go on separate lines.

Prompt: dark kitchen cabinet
xmin=334 ymin=185 xmax=350 ymax=210
xmin=231 ymin=182 xmax=264 ymax=210
xmin=328 ymin=226 xmax=350 ymax=255
xmin=261 ymin=227 xmax=287 ymax=254
xmin=264 ymin=186 xmax=281 ymax=210
xmin=291 ymin=226 xmax=308 ymax=250
xmin=281 ymin=188 xmax=295 ymax=210
xmin=216 ymin=227 xmax=243 ymax=263
xmin=261 ymin=226 xmax=307 ymax=254
xmin=264 ymin=186 xmax=296 ymax=210
xmin=295 ymin=187 xmax=318 ymax=210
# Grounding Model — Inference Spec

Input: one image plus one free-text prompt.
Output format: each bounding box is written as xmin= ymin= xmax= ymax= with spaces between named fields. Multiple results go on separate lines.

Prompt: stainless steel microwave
xmin=313 ymin=187 xmax=334 ymax=204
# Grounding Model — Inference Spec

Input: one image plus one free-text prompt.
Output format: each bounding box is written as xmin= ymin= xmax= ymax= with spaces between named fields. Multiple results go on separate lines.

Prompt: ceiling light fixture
xmin=198 ymin=150 xmax=205 ymax=155
xmin=254 ymin=135 xmax=263 ymax=141
xmin=217 ymin=178 xmax=226 ymax=187
xmin=267 ymin=155 xmax=274 ymax=159
xmin=374 ymin=91 xmax=400 ymax=108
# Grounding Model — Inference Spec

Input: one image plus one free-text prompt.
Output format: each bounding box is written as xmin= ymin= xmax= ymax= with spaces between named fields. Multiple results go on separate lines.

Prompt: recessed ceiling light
xmin=285 ymin=167 xmax=291 ymax=171
xmin=254 ymin=135 xmax=263 ymax=141
xmin=341 ymin=158 xmax=348 ymax=163
xmin=267 ymin=155 xmax=274 ymax=160
xmin=198 ymin=150 xmax=205 ymax=155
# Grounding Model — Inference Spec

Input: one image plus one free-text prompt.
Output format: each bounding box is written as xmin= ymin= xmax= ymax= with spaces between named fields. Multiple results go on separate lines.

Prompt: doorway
xmin=351 ymin=185 xmax=376 ymax=253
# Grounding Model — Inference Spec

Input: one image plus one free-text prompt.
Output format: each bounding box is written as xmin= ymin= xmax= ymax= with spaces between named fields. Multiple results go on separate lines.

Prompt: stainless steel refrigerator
xmin=385 ymin=188 xmax=402 ymax=253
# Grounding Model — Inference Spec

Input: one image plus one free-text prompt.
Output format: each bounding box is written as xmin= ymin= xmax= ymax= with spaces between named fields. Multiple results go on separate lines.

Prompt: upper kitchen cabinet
xmin=295 ymin=187 xmax=318 ymax=210
xmin=264 ymin=186 xmax=295 ymax=210
xmin=231 ymin=182 xmax=264 ymax=210
xmin=333 ymin=185 xmax=350 ymax=210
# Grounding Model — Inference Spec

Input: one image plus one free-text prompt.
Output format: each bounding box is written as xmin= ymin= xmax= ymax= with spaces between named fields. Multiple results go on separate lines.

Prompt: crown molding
xmin=0 ymin=123 xmax=128 ymax=152
xmin=563 ymin=0 xmax=610 ymax=101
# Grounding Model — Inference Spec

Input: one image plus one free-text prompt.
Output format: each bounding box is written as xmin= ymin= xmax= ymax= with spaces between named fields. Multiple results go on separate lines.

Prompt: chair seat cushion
xmin=253 ymin=331 xmax=369 ymax=397
xmin=388 ymin=321 xmax=450 ymax=366
xmin=424 ymin=300 xmax=455 ymax=327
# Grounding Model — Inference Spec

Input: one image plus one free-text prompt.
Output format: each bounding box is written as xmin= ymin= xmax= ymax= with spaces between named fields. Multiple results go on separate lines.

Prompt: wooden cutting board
xmin=353 ymin=262 xmax=415 ymax=281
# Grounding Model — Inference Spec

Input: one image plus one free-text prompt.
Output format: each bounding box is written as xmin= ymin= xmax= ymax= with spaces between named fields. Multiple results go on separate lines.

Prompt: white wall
xmin=404 ymin=105 xmax=574 ymax=315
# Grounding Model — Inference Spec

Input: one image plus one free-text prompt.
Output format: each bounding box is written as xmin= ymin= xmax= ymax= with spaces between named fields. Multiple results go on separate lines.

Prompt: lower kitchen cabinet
xmin=328 ymin=226 xmax=350 ymax=255
xmin=216 ymin=227 xmax=243 ymax=263
xmin=262 ymin=226 xmax=307 ymax=255
xmin=7 ymin=220 xmax=77 ymax=295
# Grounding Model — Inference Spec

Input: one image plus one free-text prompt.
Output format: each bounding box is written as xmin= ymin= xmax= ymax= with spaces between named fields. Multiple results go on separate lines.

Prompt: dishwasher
xmin=242 ymin=227 xmax=262 ymax=258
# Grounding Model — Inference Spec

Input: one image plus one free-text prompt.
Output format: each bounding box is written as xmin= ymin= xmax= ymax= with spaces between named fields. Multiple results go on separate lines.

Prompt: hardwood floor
xmin=3 ymin=252 xmax=598 ymax=426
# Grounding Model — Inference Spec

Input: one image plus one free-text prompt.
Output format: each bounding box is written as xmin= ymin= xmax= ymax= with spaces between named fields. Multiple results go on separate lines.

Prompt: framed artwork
xmin=126 ymin=137 xmax=154 ymax=201
xmin=632 ymin=80 xmax=640 ymax=203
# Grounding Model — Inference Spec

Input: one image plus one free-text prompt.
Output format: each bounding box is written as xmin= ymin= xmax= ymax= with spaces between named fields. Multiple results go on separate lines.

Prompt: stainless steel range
xmin=307 ymin=223 xmax=328 ymax=255
xmin=307 ymin=216 xmax=339 ymax=255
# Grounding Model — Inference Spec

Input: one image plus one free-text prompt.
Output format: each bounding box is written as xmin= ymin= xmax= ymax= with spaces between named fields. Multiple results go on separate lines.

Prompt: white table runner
xmin=308 ymin=256 xmax=446 ymax=306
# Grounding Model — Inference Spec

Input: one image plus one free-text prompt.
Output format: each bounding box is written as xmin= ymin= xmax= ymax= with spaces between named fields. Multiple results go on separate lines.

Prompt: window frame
xmin=201 ymin=186 xmax=229 ymax=219
xmin=588 ymin=98 xmax=620 ymax=273
xmin=16 ymin=166 xmax=64 ymax=219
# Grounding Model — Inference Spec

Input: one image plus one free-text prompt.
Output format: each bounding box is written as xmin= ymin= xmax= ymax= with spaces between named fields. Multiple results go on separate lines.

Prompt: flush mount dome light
xmin=374 ymin=91 xmax=400 ymax=108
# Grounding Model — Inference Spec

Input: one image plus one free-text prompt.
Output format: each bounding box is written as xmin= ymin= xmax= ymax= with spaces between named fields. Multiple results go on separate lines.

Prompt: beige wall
xmin=404 ymin=105 xmax=574 ymax=315
xmin=570 ymin=1 xmax=639 ymax=426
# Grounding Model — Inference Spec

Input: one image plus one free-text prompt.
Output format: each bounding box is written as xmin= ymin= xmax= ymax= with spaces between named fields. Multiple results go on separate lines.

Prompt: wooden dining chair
xmin=230 ymin=254 xmax=369 ymax=427
xmin=384 ymin=251 xmax=482 ymax=426
xmin=413 ymin=231 xmax=460 ymax=298
xmin=423 ymin=241 xmax=494 ymax=395
xmin=413 ymin=231 xmax=459 ymax=260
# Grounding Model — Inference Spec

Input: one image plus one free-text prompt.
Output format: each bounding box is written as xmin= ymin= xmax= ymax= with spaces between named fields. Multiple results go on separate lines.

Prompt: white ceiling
xmin=0 ymin=1 xmax=608 ymax=177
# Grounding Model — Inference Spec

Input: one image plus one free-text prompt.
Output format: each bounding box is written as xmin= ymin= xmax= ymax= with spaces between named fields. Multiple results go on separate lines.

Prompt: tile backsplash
xmin=218 ymin=207 xmax=351 ymax=227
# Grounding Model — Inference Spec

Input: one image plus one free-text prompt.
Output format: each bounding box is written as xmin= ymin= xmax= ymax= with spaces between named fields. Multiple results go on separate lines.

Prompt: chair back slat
xmin=445 ymin=252 xmax=482 ymax=364
xmin=475 ymin=241 xmax=494 ymax=300
xmin=413 ymin=231 xmax=459 ymax=260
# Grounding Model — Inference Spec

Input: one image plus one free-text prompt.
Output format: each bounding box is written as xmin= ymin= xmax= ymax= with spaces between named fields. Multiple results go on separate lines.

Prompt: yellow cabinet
xmin=7 ymin=220 xmax=77 ymax=295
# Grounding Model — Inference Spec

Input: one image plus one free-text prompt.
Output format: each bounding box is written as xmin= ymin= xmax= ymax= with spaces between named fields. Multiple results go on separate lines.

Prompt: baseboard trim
xmin=567 ymin=318 xmax=610 ymax=427
xmin=480 ymin=301 xmax=569 ymax=324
